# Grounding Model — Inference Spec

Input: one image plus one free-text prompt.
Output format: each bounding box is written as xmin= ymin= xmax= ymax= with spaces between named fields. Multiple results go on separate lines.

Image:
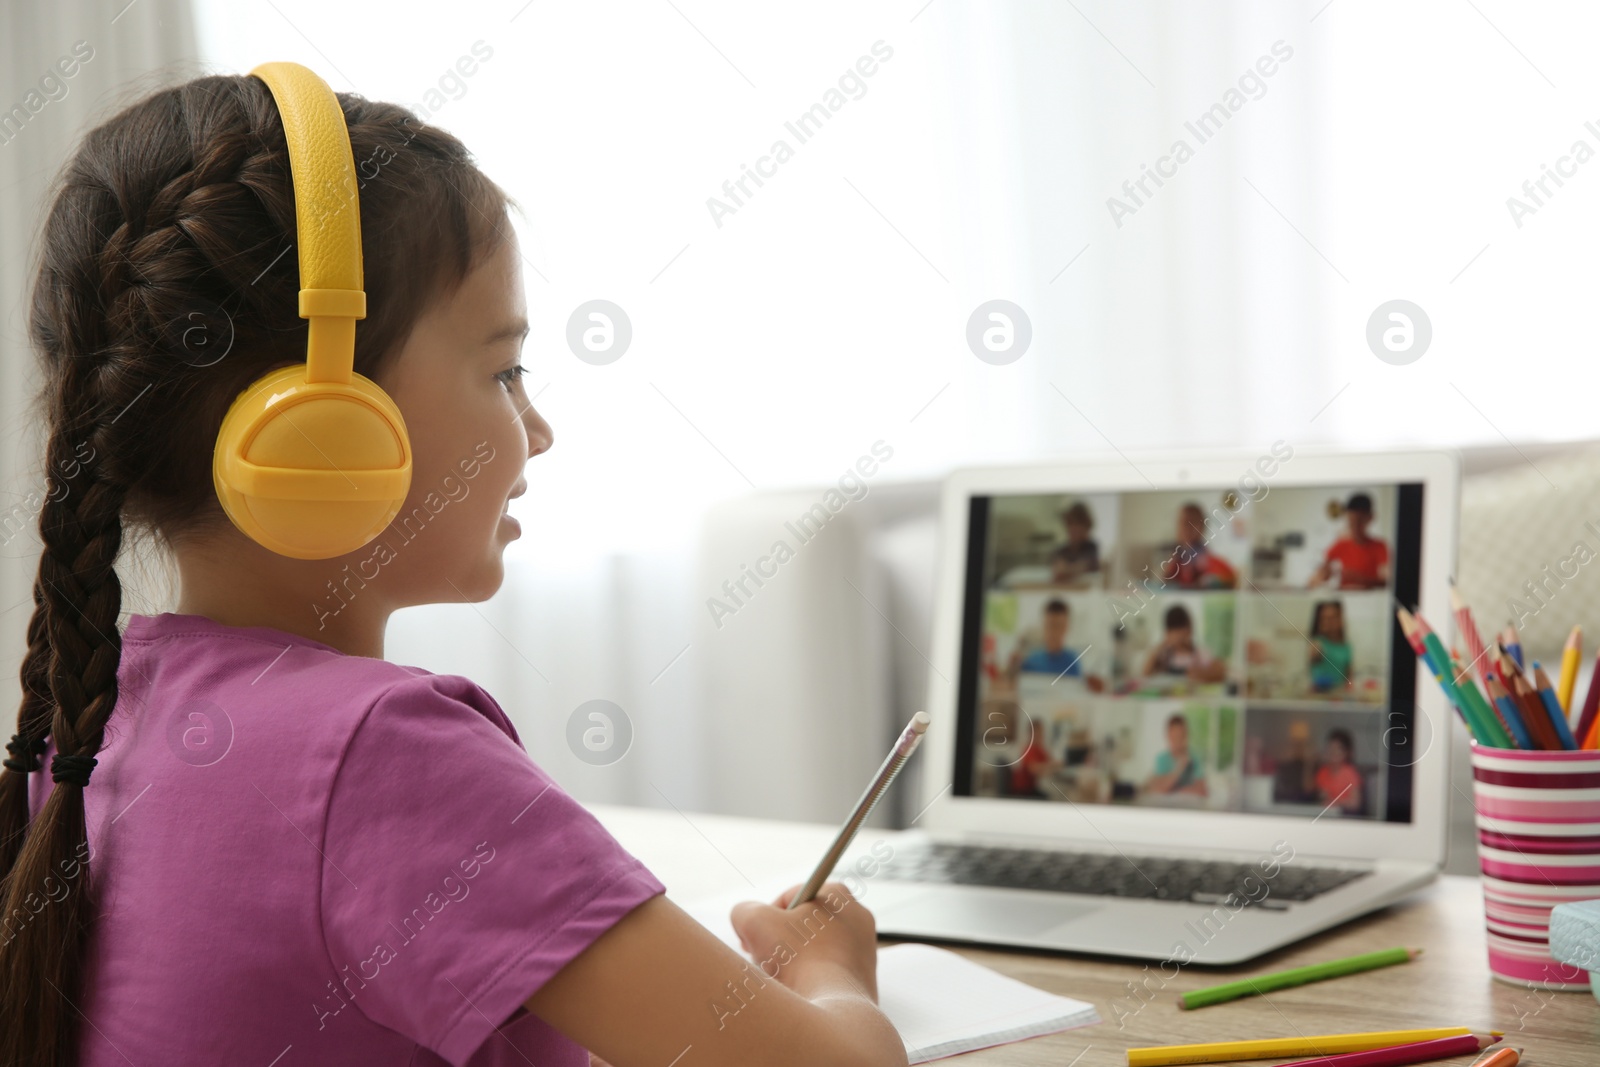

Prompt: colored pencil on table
xmin=1502 ymin=626 xmax=1524 ymax=670
xmin=1177 ymin=947 xmax=1419 ymax=1010
xmin=1533 ymin=662 xmax=1579 ymax=749
xmin=1484 ymin=675 xmax=1534 ymax=750
xmin=1125 ymin=1027 xmax=1483 ymax=1067
xmin=1274 ymin=1032 xmax=1501 ymax=1067
xmin=1450 ymin=582 xmax=1491 ymax=684
xmin=1574 ymin=644 xmax=1600 ymax=751
xmin=1470 ymin=1049 xmax=1520 ymax=1067
xmin=1558 ymin=624 xmax=1582 ymax=714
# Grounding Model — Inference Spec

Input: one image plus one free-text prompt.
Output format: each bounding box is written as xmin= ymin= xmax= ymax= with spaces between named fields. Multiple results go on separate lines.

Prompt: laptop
xmin=865 ymin=447 xmax=1459 ymax=964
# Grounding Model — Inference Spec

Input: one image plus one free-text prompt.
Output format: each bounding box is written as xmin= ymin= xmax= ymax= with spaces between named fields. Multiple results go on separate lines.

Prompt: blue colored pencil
xmin=1485 ymin=675 xmax=1534 ymax=750
xmin=1503 ymin=626 xmax=1525 ymax=670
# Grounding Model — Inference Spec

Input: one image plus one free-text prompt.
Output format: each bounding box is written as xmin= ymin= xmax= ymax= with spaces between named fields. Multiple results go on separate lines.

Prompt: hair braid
xmin=0 ymin=581 xmax=56 ymax=873
xmin=0 ymin=370 xmax=131 ymax=1063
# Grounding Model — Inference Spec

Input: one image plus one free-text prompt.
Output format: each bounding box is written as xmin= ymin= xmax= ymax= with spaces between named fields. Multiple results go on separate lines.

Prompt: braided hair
xmin=0 ymin=74 xmax=508 ymax=1064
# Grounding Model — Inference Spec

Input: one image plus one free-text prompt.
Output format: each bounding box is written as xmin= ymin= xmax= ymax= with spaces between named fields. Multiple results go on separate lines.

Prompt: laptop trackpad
xmin=880 ymin=889 xmax=1099 ymax=940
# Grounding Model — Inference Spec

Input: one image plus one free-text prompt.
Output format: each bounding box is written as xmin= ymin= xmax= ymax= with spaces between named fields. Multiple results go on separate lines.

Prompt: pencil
xmin=1450 ymin=582 xmax=1490 ymax=684
xmin=1502 ymin=626 xmax=1524 ymax=670
xmin=1484 ymin=675 xmax=1533 ymax=750
xmin=1575 ymin=644 xmax=1600 ymax=750
xmin=787 ymin=711 xmax=929 ymax=909
xmin=1470 ymin=1049 xmax=1520 ymax=1067
xmin=1532 ymin=662 xmax=1579 ymax=749
xmin=1397 ymin=610 xmax=1489 ymax=745
xmin=1497 ymin=647 xmax=1554 ymax=749
xmin=1558 ymin=624 xmax=1582 ymax=714
xmin=1125 ymin=1027 xmax=1480 ymax=1067
xmin=1177 ymin=947 xmax=1419 ymax=1010
xmin=1273 ymin=1033 xmax=1500 ymax=1067
xmin=1416 ymin=613 xmax=1512 ymax=748
xmin=1586 ymin=712 xmax=1600 ymax=750
xmin=1455 ymin=646 xmax=1518 ymax=748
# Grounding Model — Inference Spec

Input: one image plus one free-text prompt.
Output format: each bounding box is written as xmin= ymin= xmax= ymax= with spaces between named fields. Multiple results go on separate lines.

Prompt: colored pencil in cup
xmin=1502 ymin=625 xmax=1524 ymax=670
xmin=1455 ymin=646 xmax=1519 ymax=748
xmin=1177 ymin=946 xmax=1419 ymax=1010
xmin=1273 ymin=1032 xmax=1501 ymax=1067
xmin=1532 ymin=662 xmax=1579 ymax=749
xmin=1558 ymin=624 xmax=1582 ymax=714
xmin=1484 ymin=675 xmax=1534 ymax=750
xmin=1415 ymin=612 xmax=1512 ymax=748
xmin=1574 ymin=643 xmax=1600 ymax=749
xmin=1125 ymin=1027 xmax=1483 ymax=1067
xmin=1497 ymin=647 xmax=1553 ymax=749
xmin=1397 ymin=610 xmax=1490 ymax=745
xmin=1450 ymin=582 xmax=1491 ymax=684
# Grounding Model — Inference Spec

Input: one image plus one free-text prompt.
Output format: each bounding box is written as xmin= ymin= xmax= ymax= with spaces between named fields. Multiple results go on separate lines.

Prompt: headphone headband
xmin=249 ymin=62 xmax=365 ymax=385
xmin=212 ymin=62 xmax=411 ymax=560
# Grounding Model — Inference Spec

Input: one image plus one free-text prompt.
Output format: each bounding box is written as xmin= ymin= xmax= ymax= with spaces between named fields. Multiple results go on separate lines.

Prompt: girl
xmin=1307 ymin=600 xmax=1352 ymax=694
xmin=0 ymin=74 xmax=904 ymax=1067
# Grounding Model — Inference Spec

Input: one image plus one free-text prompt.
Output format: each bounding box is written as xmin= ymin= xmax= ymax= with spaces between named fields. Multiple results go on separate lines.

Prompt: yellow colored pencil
xmin=1126 ymin=1027 xmax=1480 ymax=1066
xmin=1558 ymin=625 xmax=1582 ymax=716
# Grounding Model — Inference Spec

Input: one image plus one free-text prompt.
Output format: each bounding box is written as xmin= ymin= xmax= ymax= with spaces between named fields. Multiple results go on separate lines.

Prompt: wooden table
xmin=590 ymin=804 xmax=1600 ymax=1066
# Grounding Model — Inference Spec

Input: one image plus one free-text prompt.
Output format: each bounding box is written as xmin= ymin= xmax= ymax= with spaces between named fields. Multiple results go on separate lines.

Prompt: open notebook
xmin=683 ymin=891 xmax=1100 ymax=1063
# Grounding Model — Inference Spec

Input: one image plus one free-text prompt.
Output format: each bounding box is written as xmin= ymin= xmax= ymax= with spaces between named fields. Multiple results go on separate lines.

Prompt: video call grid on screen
xmin=952 ymin=480 xmax=1424 ymax=824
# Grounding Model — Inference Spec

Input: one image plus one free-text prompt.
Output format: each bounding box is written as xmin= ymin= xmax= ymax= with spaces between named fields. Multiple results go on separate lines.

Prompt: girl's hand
xmin=730 ymin=880 xmax=880 ymax=1002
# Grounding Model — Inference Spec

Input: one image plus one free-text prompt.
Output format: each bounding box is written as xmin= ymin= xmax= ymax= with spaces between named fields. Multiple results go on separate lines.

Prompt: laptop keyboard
xmin=877 ymin=843 xmax=1370 ymax=908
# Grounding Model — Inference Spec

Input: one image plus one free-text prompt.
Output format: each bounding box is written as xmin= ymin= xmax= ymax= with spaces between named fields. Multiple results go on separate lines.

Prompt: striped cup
xmin=1470 ymin=742 xmax=1600 ymax=989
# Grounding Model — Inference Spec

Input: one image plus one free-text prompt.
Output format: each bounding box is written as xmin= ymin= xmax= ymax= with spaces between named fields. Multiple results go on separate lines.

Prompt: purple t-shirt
xmin=28 ymin=612 xmax=665 ymax=1066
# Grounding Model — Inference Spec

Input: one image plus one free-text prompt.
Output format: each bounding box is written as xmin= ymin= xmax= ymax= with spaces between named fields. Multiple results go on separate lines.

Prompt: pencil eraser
xmin=1548 ymin=899 xmax=1600 ymax=1004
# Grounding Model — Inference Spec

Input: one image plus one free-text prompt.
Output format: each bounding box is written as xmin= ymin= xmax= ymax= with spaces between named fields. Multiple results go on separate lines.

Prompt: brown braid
xmin=0 ymin=580 xmax=54 ymax=873
xmin=0 ymin=73 xmax=508 ymax=1065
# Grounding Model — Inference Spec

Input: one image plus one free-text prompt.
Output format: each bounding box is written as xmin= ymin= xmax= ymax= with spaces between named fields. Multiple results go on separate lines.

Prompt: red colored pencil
xmin=1274 ymin=1032 xmax=1500 ymax=1067
xmin=1450 ymin=582 xmax=1490 ymax=684
xmin=1497 ymin=646 xmax=1555 ymax=749
xmin=1575 ymin=644 xmax=1600 ymax=750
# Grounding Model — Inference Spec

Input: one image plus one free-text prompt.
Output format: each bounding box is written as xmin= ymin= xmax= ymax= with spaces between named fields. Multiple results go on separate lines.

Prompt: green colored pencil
xmin=1177 ymin=946 xmax=1421 ymax=1010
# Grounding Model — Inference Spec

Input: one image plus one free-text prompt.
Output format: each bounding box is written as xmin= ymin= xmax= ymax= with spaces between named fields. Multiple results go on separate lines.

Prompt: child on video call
xmin=1143 ymin=714 xmax=1208 ymax=798
xmin=1310 ymin=491 xmax=1389 ymax=590
xmin=1012 ymin=599 xmax=1105 ymax=691
xmin=1168 ymin=502 xmax=1238 ymax=589
xmin=1143 ymin=604 xmax=1228 ymax=684
xmin=1308 ymin=600 xmax=1353 ymax=694
xmin=1049 ymin=501 xmax=1100 ymax=583
xmin=1314 ymin=728 xmax=1364 ymax=814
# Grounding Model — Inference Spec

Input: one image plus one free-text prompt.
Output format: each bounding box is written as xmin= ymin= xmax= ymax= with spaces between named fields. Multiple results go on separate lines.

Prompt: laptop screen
xmin=951 ymin=476 xmax=1425 ymax=824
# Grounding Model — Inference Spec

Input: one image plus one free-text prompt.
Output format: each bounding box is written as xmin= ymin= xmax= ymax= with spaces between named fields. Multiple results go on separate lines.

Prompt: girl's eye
xmin=494 ymin=364 xmax=528 ymax=391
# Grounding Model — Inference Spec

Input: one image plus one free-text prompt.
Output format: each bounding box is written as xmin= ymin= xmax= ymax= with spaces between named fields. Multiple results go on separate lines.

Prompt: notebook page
xmin=877 ymin=943 xmax=1100 ymax=1063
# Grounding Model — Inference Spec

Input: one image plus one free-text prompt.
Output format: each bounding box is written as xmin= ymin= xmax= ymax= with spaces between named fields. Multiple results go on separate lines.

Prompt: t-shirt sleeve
xmin=320 ymin=674 xmax=666 ymax=1066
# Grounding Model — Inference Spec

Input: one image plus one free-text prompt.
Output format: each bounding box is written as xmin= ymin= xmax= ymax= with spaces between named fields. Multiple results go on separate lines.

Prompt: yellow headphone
xmin=211 ymin=62 xmax=412 ymax=560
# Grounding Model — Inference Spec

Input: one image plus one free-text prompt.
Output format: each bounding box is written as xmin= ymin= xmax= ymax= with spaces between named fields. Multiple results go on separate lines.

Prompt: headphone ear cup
xmin=213 ymin=366 xmax=411 ymax=560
